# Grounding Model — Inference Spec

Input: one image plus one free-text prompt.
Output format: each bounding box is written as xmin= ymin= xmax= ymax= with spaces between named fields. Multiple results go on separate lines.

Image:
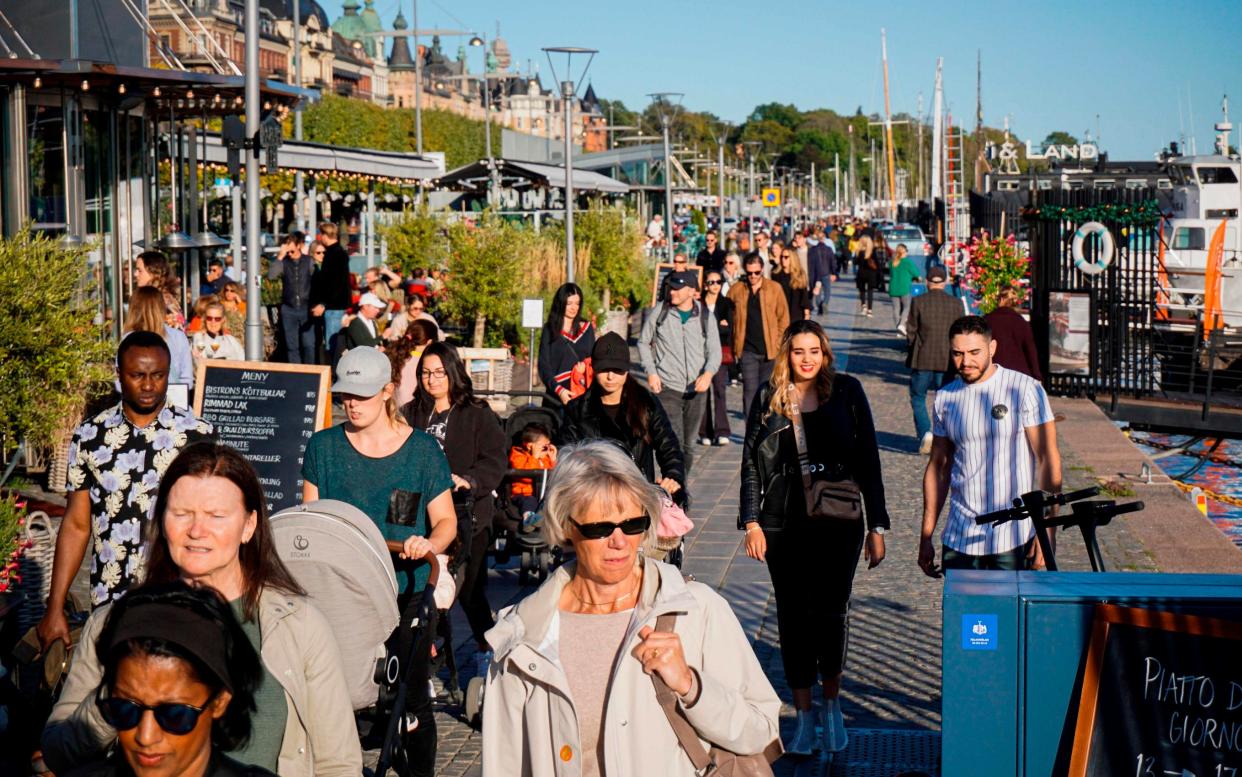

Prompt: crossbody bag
xmin=788 ymin=383 xmax=863 ymax=521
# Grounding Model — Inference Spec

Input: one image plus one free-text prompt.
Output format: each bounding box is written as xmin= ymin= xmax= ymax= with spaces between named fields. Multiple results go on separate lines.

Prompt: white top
xmin=191 ymin=331 xmax=245 ymax=361
xmin=933 ymin=364 xmax=1055 ymax=554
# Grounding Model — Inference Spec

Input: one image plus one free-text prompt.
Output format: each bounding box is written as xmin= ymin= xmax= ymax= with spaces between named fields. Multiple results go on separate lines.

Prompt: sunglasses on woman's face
xmin=569 ymin=515 xmax=650 ymax=540
xmin=97 ymin=693 xmax=213 ymax=736
xmin=705 ymin=279 xmax=722 ymax=286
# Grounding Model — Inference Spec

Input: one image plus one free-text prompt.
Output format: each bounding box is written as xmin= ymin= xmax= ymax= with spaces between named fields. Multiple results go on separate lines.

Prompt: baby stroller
xmin=425 ymin=489 xmax=476 ymax=706
xmin=483 ymin=390 xmax=565 ymax=586
xmin=270 ymin=499 xmax=445 ymax=777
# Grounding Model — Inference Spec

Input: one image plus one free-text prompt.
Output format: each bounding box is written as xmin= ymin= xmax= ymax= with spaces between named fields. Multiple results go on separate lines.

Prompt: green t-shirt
xmin=888 ymin=258 xmax=921 ymax=297
xmin=226 ymin=599 xmax=286 ymax=772
xmin=301 ymin=424 xmax=452 ymax=592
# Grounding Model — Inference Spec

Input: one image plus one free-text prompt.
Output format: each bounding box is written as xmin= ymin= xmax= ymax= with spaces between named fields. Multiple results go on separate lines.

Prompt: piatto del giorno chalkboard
xmin=193 ymin=360 xmax=331 ymax=514
xmin=1069 ymin=604 xmax=1242 ymax=777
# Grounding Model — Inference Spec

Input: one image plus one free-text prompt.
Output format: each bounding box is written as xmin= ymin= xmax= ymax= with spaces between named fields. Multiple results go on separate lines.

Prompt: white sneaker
xmin=897 ymin=323 xmax=907 ymax=336
xmin=821 ymin=697 xmax=849 ymax=753
xmin=786 ymin=708 xmax=817 ymax=756
xmin=865 ymin=308 xmax=873 ymax=318
xmin=919 ymin=432 xmax=933 ymax=455
xmin=698 ymin=437 xmax=713 ymax=446
xmin=715 ymin=436 xmax=731 ymax=446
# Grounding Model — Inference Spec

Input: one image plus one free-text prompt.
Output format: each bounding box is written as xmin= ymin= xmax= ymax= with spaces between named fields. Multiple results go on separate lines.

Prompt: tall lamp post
xmin=543 ymin=46 xmax=597 ymax=284
xmin=742 ymin=140 xmax=760 ymax=242
xmin=468 ymin=33 xmax=497 ymax=206
xmin=648 ymin=92 xmax=683 ymax=262
xmin=243 ymin=0 xmax=262 ymax=359
xmin=716 ymin=121 xmax=730 ymax=229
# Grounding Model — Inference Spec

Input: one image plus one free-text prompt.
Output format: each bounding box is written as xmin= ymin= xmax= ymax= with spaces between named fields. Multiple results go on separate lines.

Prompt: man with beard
xmin=918 ymin=316 xmax=1060 ymax=576
xmin=36 ymin=331 xmax=214 ymax=649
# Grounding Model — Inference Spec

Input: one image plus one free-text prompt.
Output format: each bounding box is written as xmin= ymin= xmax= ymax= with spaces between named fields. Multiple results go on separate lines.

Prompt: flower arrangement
xmin=0 ymin=493 xmax=32 ymax=594
xmin=965 ymin=233 xmax=1030 ymax=314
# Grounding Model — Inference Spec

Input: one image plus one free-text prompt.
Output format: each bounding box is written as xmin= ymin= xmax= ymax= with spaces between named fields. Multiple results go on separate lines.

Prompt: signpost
xmin=761 ymin=187 xmax=782 ymax=208
xmin=522 ymin=298 xmax=544 ymax=394
xmin=193 ymin=361 xmax=331 ymax=513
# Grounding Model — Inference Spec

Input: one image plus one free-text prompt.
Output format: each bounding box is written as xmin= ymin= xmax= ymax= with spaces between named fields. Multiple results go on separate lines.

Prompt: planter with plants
xmin=0 ymin=493 xmax=32 ymax=595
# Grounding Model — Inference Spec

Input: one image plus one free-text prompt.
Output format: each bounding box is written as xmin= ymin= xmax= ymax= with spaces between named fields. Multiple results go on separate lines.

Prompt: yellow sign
xmin=761 ymin=187 xmax=781 ymax=207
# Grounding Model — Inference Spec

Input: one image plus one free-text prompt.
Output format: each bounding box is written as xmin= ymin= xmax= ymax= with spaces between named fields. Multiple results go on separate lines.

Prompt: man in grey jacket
xmin=638 ymin=272 xmax=722 ymax=473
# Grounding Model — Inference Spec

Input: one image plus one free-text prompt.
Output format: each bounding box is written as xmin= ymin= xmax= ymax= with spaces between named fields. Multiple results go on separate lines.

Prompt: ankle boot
xmin=786 ymin=708 xmax=817 ymax=756
xmin=821 ymin=697 xmax=849 ymax=753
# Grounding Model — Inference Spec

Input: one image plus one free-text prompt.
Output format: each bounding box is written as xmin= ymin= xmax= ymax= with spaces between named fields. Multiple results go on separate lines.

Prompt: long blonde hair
xmin=125 ymin=286 xmax=167 ymax=335
xmin=767 ymin=320 xmax=835 ymax=420
xmin=788 ymin=253 xmax=809 ymax=290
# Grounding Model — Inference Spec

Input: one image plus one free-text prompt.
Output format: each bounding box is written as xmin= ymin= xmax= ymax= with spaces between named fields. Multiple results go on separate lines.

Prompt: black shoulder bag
xmin=789 ymin=383 xmax=863 ymax=521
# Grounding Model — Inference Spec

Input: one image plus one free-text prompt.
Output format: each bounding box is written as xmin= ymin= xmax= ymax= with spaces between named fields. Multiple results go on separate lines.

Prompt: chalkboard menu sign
xmin=651 ymin=262 xmax=703 ymax=302
xmin=193 ymin=360 xmax=331 ymax=514
xmin=1069 ymin=604 xmax=1242 ymax=777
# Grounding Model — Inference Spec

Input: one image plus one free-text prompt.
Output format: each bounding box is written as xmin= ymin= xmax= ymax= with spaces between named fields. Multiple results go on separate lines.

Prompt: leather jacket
xmin=740 ymin=376 xmax=890 ymax=532
xmin=561 ymin=381 xmax=688 ymax=507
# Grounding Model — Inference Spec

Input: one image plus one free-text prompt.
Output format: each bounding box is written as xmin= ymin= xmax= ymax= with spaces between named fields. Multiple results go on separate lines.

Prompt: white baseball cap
xmin=331 ymin=346 xmax=391 ymax=397
xmin=359 ymin=292 xmax=385 ymax=310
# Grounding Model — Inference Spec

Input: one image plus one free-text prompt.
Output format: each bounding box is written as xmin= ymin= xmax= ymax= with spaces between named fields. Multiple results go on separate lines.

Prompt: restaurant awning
xmin=200 ymin=132 xmax=443 ymax=180
xmin=436 ymin=158 xmax=629 ymax=194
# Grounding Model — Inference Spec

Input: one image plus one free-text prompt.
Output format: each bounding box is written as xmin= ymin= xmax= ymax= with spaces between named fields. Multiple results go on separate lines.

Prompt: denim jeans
xmin=942 ymin=540 xmax=1032 ymax=571
xmin=658 ymin=386 xmax=708 ymax=474
xmin=909 ymin=369 xmax=947 ymax=441
xmin=323 ymin=308 xmax=345 ymax=352
xmin=280 ymin=303 xmax=316 ymax=364
xmin=814 ymin=282 xmax=830 ymax=315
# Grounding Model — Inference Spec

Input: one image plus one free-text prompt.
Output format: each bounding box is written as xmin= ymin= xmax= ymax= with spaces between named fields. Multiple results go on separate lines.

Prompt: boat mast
xmin=931 ymin=57 xmax=943 ymax=202
xmin=881 ymin=28 xmax=898 ymax=221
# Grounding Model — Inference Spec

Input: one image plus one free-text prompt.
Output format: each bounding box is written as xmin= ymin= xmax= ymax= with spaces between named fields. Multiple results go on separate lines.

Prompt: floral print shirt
xmin=66 ymin=402 xmax=214 ymax=607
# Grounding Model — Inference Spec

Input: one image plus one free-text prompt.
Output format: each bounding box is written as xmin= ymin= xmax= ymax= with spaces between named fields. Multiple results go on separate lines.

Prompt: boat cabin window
xmin=1169 ymin=166 xmax=1191 ymax=185
xmin=1196 ymin=167 xmax=1239 ymax=184
xmin=1171 ymin=227 xmax=1206 ymax=251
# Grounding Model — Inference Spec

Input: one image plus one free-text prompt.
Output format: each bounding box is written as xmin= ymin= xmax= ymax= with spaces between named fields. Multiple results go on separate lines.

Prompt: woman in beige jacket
xmin=482 ymin=441 xmax=781 ymax=777
xmin=42 ymin=443 xmax=361 ymax=776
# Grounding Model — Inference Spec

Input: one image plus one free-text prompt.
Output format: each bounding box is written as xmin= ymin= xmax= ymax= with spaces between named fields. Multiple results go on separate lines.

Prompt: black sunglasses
xmin=705 ymin=279 xmax=722 ymax=286
xmin=745 ymin=270 xmax=764 ymax=277
xmin=569 ymin=515 xmax=650 ymax=540
xmin=97 ymin=691 xmax=214 ymax=736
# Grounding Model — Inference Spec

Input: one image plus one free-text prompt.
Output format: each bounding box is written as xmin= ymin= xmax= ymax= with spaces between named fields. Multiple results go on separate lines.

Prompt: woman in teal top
xmin=301 ymin=346 xmax=456 ymax=776
xmin=887 ymin=244 xmax=922 ymax=334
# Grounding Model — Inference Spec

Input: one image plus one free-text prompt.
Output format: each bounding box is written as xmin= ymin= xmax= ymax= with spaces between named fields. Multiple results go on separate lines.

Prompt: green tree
xmin=0 ymin=230 xmax=113 ymax=455
xmin=1042 ymin=131 xmax=1079 ymax=148
xmin=575 ymin=205 xmax=648 ymax=309
xmin=749 ymin=102 xmax=801 ymax=129
xmin=440 ymin=213 xmax=533 ymax=347
xmin=381 ymin=205 xmax=450 ymax=277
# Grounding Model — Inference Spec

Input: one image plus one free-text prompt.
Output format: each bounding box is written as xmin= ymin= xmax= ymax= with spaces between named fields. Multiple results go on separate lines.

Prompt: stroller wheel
xmin=465 ymin=676 xmax=485 ymax=728
xmin=519 ymin=550 xmax=535 ymax=586
xmin=536 ymin=549 xmax=551 ymax=581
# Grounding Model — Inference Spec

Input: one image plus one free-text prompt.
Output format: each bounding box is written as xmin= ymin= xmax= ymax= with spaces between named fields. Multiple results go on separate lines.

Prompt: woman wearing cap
xmin=59 ymin=581 xmax=275 ymax=777
xmin=401 ymin=342 xmax=507 ymax=659
xmin=302 ymin=346 xmax=456 ymax=774
xmin=481 ymin=441 xmax=781 ymax=777
xmin=44 ymin=443 xmax=362 ymax=776
xmin=538 ymin=283 xmax=595 ymax=404
xmin=562 ymin=332 xmax=687 ymax=507
xmin=740 ymin=319 xmax=889 ymax=757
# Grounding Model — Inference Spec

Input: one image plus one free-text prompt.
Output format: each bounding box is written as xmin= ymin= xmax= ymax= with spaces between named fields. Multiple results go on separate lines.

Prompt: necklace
xmin=567 ymin=569 xmax=641 ymax=608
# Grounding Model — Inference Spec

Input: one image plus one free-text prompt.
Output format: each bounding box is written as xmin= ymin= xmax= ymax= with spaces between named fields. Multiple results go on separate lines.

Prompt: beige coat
xmin=42 ymin=588 xmax=362 ymax=777
xmin=482 ymin=558 xmax=781 ymax=777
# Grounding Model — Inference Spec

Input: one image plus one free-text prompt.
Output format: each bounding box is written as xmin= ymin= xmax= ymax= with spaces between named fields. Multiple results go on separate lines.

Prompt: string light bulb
xmin=118 ymin=83 xmax=126 ymax=95
xmin=186 ymin=89 xmax=194 ymax=99
xmin=32 ymin=76 xmax=40 ymax=88
xmin=81 ymin=79 xmax=89 ymax=91
xmin=153 ymin=86 xmax=161 ymax=97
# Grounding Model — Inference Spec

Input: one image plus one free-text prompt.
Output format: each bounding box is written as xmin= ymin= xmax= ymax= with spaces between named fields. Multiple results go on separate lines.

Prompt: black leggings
xmin=764 ymin=518 xmax=866 ymax=689
xmin=457 ymin=527 xmax=496 ymax=645
xmin=856 ymin=268 xmax=877 ymax=309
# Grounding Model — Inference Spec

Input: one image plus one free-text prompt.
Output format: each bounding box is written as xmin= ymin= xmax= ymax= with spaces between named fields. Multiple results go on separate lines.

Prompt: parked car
xmin=880 ymin=224 xmax=933 ymax=276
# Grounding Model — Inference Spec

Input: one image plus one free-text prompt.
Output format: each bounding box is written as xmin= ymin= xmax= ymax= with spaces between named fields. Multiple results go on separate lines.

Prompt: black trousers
xmin=764 ymin=518 xmax=866 ymax=689
xmin=856 ymin=268 xmax=878 ymax=309
xmin=457 ymin=527 xmax=496 ymax=646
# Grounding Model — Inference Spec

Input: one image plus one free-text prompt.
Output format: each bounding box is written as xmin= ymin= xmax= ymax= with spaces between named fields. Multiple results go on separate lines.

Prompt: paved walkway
xmin=420 ymin=281 xmax=1170 ymax=776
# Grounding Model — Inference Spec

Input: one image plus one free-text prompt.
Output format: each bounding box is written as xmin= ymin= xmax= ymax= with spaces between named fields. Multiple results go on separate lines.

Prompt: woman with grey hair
xmin=481 ymin=440 xmax=781 ymax=777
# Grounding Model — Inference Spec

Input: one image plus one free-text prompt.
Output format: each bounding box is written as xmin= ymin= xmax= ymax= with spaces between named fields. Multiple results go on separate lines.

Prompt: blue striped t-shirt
xmin=933 ymin=365 xmax=1054 ymax=555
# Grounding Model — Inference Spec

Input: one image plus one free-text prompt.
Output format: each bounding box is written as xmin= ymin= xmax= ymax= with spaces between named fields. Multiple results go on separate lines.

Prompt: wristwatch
xmin=869 ymin=526 xmax=888 ymax=536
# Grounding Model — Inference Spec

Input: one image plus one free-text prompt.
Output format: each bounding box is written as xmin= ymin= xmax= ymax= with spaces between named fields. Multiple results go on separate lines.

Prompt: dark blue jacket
xmin=808 ymin=241 xmax=836 ymax=289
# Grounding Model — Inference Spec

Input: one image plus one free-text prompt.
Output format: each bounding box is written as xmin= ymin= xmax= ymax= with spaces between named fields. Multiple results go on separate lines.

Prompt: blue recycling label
xmin=962 ymin=614 xmax=999 ymax=651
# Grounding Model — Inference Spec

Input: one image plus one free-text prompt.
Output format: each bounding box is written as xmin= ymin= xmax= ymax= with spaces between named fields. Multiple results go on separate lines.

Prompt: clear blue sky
xmin=320 ymin=0 xmax=1242 ymax=159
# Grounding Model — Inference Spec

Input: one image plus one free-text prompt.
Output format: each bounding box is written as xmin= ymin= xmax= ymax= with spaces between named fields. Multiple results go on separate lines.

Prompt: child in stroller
xmin=507 ymin=421 xmax=557 ymax=524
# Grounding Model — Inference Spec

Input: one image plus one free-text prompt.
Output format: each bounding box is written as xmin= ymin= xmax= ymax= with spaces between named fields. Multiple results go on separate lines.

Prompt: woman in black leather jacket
xmin=561 ymin=332 xmax=687 ymax=507
xmin=739 ymin=319 xmax=889 ymax=758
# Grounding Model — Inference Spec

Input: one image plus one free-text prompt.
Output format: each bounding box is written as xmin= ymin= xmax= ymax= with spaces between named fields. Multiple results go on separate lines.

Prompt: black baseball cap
xmin=592 ymin=332 xmax=630 ymax=373
xmin=927 ymin=265 xmax=948 ymax=282
xmin=667 ymin=271 xmax=698 ymax=291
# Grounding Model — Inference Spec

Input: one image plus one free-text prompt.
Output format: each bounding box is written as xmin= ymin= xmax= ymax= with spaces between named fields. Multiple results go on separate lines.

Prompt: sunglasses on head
xmin=569 ymin=515 xmax=650 ymax=540
xmin=97 ymin=692 xmax=214 ymax=735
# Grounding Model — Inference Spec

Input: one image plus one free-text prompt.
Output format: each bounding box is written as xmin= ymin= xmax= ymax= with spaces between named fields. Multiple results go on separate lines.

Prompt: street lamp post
xmin=469 ymin=33 xmax=498 ymax=207
xmin=244 ymin=0 xmax=262 ymax=359
xmin=293 ymin=0 xmax=303 ymax=233
xmin=543 ymin=47 xmax=597 ymax=285
xmin=742 ymin=140 xmax=760 ymax=242
xmin=648 ymin=93 xmax=683 ymax=262
xmin=716 ymin=127 xmax=727 ymax=228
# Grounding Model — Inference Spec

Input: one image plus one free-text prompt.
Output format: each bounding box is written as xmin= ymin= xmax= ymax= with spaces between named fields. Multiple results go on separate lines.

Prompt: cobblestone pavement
xmin=387 ymin=280 xmax=1159 ymax=776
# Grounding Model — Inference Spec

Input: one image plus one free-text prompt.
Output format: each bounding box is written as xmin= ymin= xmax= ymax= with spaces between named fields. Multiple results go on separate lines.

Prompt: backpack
xmin=648 ymin=301 xmax=710 ymax=363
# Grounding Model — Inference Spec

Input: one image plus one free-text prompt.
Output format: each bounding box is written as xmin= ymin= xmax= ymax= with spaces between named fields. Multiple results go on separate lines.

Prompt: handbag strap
xmin=650 ymin=613 xmax=715 ymax=772
xmin=787 ymin=384 xmax=815 ymax=497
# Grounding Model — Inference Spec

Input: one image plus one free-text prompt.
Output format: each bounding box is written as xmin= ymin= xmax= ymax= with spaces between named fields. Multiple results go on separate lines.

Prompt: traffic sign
xmin=761 ymin=187 xmax=781 ymax=207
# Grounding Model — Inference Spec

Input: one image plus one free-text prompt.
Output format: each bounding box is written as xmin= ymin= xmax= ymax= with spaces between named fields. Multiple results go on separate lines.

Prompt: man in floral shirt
xmin=36 ymin=331 xmax=213 ymax=649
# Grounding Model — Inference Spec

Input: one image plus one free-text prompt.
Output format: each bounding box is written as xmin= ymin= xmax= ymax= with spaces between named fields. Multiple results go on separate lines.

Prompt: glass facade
xmin=27 ymin=100 xmax=67 ymax=231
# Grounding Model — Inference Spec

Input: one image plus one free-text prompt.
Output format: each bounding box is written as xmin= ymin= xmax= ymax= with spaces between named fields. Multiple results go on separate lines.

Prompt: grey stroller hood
xmin=271 ymin=499 xmax=399 ymax=710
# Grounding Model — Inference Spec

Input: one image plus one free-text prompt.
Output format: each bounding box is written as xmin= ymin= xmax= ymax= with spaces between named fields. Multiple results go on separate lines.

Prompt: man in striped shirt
xmin=918 ymin=316 xmax=1061 ymax=575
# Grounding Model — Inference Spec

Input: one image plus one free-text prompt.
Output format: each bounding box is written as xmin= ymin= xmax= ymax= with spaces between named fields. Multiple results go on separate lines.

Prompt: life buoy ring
xmin=1072 ymin=221 xmax=1115 ymax=275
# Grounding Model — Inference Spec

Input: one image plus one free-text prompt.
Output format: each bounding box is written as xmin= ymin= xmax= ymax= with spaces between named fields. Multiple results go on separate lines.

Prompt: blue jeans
xmin=814 ymin=282 xmax=830 ymax=315
xmin=323 ymin=309 xmax=345 ymax=351
xmin=909 ymin=369 xmax=947 ymax=441
xmin=280 ymin=304 xmax=316 ymax=364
